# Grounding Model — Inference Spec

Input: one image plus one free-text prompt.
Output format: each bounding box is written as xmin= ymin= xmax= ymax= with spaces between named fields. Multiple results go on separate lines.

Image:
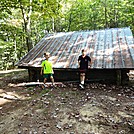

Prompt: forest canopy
xmin=0 ymin=0 xmax=134 ymax=70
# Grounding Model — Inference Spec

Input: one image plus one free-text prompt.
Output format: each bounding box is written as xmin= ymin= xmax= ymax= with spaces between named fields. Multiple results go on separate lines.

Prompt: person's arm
xmin=88 ymin=57 xmax=92 ymax=68
xmin=78 ymin=60 xmax=81 ymax=68
xmin=40 ymin=67 xmax=43 ymax=75
xmin=78 ymin=56 xmax=81 ymax=68
xmin=40 ymin=61 xmax=44 ymax=75
xmin=51 ymin=63 xmax=54 ymax=74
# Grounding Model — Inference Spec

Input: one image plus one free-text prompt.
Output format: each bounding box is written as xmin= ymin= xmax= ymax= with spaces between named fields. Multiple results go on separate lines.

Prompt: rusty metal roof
xmin=16 ymin=27 xmax=134 ymax=69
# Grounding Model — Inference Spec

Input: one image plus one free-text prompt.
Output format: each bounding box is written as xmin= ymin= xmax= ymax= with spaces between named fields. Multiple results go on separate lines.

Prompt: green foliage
xmin=0 ymin=0 xmax=133 ymax=70
xmin=62 ymin=0 xmax=134 ymax=31
xmin=0 ymin=0 xmax=62 ymax=70
xmin=0 ymin=40 xmax=14 ymax=69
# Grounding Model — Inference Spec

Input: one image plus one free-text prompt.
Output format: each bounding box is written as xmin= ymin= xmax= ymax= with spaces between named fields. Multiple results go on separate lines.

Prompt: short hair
xmin=44 ymin=52 xmax=50 ymax=56
xmin=82 ymin=49 xmax=85 ymax=53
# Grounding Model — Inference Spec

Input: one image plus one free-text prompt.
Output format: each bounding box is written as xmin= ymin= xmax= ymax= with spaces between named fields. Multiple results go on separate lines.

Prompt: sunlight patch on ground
xmin=0 ymin=98 xmax=11 ymax=106
xmin=0 ymin=88 xmax=30 ymax=106
xmin=0 ymin=69 xmax=26 ymax=74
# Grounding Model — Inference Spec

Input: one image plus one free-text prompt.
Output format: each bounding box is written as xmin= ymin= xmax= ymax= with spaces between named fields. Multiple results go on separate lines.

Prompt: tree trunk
xmin=20 ymin=0 xmax=33 ymax=52
xmin=52 ymin=17 xmax=55 ymax=32
xmin=104 ymin=0 xmax=108 ymax=28
xmin=67 ymin=13 xmax=72 ymax=31
xmin=14 ymin=35 xmax=18 ymax=65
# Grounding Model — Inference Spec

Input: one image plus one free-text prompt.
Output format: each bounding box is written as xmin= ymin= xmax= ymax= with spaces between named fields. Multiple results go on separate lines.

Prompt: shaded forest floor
xmin=0 ymin=69 xmax=134 ymax=134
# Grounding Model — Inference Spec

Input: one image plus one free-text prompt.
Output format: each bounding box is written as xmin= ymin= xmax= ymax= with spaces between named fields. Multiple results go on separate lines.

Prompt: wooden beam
xmin=8 ymin=82 xmax=66 ymax=87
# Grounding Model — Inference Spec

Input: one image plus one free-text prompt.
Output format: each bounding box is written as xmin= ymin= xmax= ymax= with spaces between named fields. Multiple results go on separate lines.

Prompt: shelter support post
xmin=116 ymin=69 xmax=129 ymax=85
xmin=28 ymin=67 xmax=43 ymax=82
xmin=28 ymin=68 xmax=37 ymax=81
xmin=116 ymin=70 xmax=121 ymax=85
xmin=36 ymin=68 xmax=40 ymax=82
xmin=121 ymin=69 xmax=129 ymax=85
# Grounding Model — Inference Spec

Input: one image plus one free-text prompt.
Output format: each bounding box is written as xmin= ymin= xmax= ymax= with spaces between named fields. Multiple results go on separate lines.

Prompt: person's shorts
xmin=79 ymin=69 xmax=87 ymax=73
xmin=43 ymin=73 xmax=53 ymax=79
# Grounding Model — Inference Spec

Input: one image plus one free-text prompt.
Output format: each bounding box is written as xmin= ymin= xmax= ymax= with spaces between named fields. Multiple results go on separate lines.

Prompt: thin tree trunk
xmin=104 ymin=0 xmax=108 ymax=28
xmin=116 ymin=0 xmax=119 ymax=27
xmin=67 ymin=13 xmax=72 ymax=31
xmin=52 ymin=17 xmax=55 ymax=32
xmin=14 ymin=35 xmax=17 ymax=61
xmin=19 ymin=0 xmax=33 ymax=52
xmin=113 ymin=1 xmax=117 ymax=27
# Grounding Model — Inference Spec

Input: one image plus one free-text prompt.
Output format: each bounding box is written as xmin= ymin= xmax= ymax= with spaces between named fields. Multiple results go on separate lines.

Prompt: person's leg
xmin=50 ymin=75 xmax=54 ymax=86
xmin=44 ymin=78 xmax=47 ymax=84
xmin=79 ymin=72 xmax=85 ymax=89
xmin=80 ymin=73 xmax=85 ymax=85
xmin=42 ymin=74 xmax=48 ymax=89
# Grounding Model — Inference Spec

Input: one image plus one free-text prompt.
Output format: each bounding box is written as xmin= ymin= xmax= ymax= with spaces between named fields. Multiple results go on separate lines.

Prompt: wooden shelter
xmin=16 ymin=27 xmax=134 ymax=85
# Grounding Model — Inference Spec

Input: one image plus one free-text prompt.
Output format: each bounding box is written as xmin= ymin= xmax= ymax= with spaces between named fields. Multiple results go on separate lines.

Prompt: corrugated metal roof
xmin=16 ymin=27 xmax=134 ymax=69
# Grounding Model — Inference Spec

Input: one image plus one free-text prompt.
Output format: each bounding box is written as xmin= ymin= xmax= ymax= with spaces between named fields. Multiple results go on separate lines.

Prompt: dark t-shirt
xmin=78 ymin=55 xmax=91 ymax=70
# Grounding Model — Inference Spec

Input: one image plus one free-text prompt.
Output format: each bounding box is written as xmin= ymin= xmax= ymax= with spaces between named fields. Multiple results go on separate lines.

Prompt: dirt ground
xmin=0 ymin=69 xmax=134 ymax=134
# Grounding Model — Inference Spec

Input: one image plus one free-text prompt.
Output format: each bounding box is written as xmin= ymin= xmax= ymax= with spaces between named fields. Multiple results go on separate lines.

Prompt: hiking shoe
xmin=79 ymin=84 xmax=84 ymax=89
xmin=41 ymin=84 xmax=46 ymax=89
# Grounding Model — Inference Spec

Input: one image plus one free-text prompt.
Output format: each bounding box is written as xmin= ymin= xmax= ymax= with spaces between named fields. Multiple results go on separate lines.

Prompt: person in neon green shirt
xmin=40 ymin=52 xmax=54 ymax=87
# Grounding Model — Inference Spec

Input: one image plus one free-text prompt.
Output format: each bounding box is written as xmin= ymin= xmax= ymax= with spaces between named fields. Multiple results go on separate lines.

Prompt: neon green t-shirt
xmin=41 ymin=60 xmax=53 ymax=74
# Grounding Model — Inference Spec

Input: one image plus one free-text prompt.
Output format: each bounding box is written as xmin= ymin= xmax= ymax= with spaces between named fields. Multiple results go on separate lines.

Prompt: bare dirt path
xmin=0 ymin=69 xmax=134 ymax=134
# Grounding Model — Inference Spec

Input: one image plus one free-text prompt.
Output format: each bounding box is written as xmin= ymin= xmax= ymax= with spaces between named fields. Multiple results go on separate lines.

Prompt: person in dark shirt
xmin=78 ymin=49 xmax=91 ymax=89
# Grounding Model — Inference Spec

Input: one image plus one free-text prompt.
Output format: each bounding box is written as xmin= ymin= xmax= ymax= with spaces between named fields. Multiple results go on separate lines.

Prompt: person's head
xmin=81 ymin=49 xmax=86 ymax=56
xmin=44 ymin=52 xmax=50 ymax=60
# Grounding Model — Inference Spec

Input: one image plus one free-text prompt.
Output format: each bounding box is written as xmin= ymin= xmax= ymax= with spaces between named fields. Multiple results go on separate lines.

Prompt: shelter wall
xmin=28 ymin=68 xmax=129 ymax=85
